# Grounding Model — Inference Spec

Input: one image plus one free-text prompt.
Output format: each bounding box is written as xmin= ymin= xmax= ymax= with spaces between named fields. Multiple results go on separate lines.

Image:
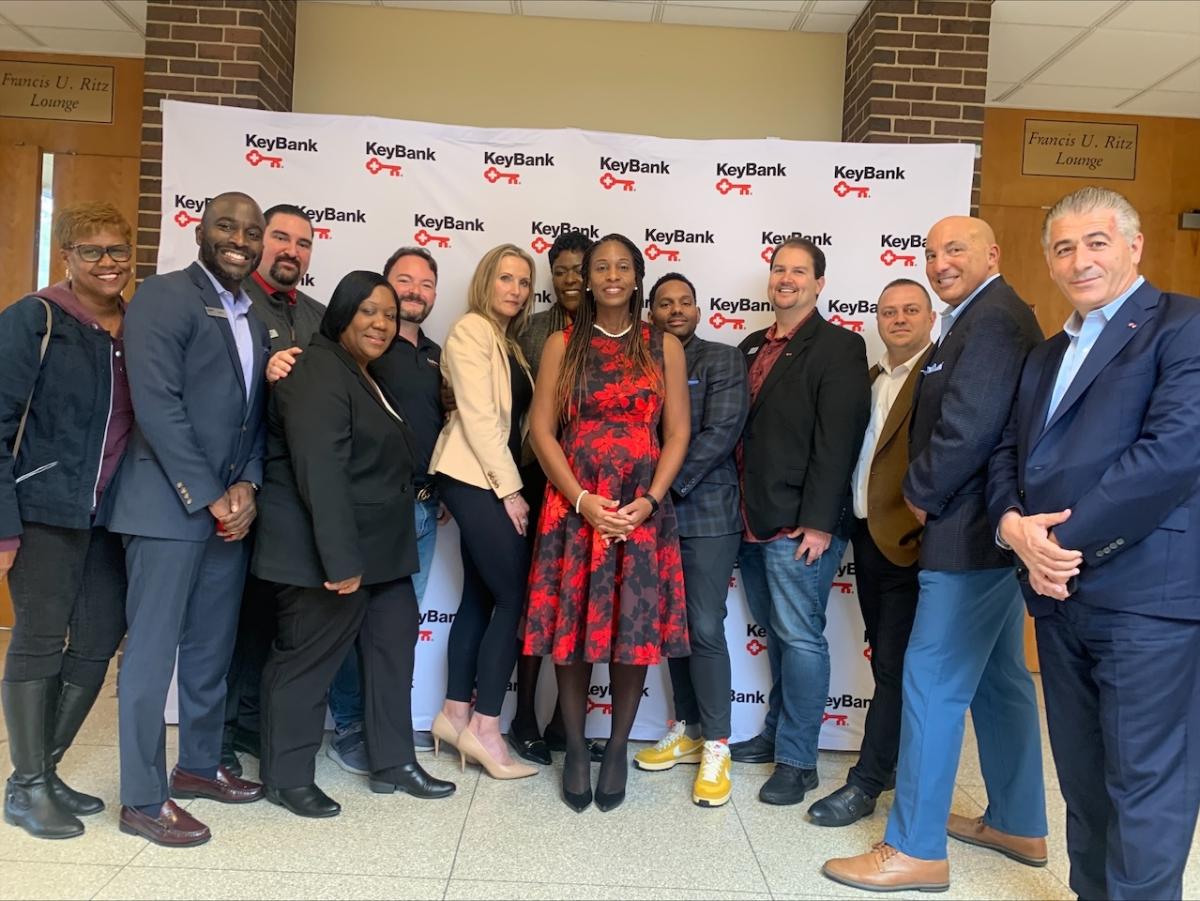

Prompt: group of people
xmin=1 ymin=184 xmax=1196 ymax=900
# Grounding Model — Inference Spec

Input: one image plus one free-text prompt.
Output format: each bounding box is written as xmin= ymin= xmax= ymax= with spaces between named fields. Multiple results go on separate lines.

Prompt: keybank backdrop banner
xmin=160 ymin=100 xmax=973 ymax=749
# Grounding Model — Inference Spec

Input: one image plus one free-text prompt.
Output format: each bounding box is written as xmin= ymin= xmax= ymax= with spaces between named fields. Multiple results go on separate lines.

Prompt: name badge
xmin=687 ymin=378 xmax=700 ymax=385
xmin=204 ymin=307 xmax=229 ymax=319
xmin=747 ymin=345 xmax=760 ymax=355
xmin=426 ymin=357 xmax=440 ymax=367
xmin=268 ymin=328 xmax=280 ymax=339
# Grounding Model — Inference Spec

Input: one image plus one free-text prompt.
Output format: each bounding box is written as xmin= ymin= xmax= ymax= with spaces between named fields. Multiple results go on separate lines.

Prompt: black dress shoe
xmin=544 ymin=731 xmax=605 ymax=763
xmin=505 ymin=732 xmax=552 ymax=766
xmin=265 ymin=784 xmax=340 ymax=818
xmin=758 ymin=764 xmax=818 ymax=805
xmin=369 ymin=763 xmax=456 ymax=799
xmin=808 ymin=783 xmax=877 ymax=826
xmin=729 ymin=733 xmax=775 ymax=764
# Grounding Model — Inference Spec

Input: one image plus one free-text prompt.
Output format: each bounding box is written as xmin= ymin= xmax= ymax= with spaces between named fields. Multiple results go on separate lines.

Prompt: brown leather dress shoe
xmin=947 ymin=813 xmax=1048 ymax=867
xmin=169 ymin=765 xmax=263 ymax=804
xmin=822 ymin=842 xmax=950 ymax=893
xmin=119 ymin=801 xmax=211 ymax=847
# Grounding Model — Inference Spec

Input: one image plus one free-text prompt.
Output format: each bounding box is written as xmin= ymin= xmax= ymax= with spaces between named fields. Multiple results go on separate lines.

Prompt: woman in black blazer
xmin=253 ymin=271 xmax=455 ymax=818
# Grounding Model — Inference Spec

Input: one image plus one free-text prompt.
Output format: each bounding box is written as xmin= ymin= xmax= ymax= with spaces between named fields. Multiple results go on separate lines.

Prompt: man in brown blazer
xmin=807 ymin=277 xmax=935 ymax=827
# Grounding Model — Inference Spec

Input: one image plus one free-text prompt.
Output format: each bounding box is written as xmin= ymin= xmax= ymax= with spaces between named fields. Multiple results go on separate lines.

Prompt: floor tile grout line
xmin=731 ymin=786 xmax=777 ymax=900
xmin=443 ymin=764 xmax=483 ymax=901
xmin=443 ymin=873 xmax=775 ymax=895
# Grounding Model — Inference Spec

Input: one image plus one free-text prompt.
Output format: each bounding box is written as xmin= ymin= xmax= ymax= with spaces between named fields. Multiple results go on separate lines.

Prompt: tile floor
xmin=0 ymin=630 xmax=1196 ymax=900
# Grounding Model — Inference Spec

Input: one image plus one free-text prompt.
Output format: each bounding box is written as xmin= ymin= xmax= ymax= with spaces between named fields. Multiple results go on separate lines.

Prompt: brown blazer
xmin=865 ymin=347 xmax=932 ymax=567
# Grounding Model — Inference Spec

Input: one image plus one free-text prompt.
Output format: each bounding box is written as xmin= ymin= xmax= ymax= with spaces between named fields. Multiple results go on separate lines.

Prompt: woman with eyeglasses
xmin=0 ymin=202 xmax=135 ymax=839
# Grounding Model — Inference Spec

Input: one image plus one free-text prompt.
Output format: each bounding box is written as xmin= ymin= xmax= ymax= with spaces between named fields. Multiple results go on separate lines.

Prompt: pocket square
xmin=921 ymin=362 xmax=944 ymax=375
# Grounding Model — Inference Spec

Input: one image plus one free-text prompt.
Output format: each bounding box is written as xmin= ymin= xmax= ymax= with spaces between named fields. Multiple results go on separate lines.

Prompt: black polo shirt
xmin=370 ymin=329 xmax=443 ymax=480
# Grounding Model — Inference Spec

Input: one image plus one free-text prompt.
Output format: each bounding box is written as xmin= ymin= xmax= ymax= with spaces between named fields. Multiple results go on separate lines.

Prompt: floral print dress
xmin=523 ymin=323 xmax=689 ymax=665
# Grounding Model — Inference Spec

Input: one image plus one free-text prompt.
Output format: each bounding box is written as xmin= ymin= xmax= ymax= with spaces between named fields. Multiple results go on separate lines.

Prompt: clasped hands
xmin=579 ymin=492 xmax=656 ymax=546
xmin=999 ymin=508 xmax=1082 ymax=601
xmin=208 ymin=481 xmax=257 ymax=542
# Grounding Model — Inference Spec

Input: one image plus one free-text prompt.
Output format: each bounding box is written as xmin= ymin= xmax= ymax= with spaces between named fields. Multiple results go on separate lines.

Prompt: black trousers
xmin=438 ymin=475 xmax=531 ymax=717
xmin=223 ymin=571 xmax=277 ymax=736
xmin=260 ymin=578 xmax=418 ymax=789
xmin=5 ymin=522 xmax=126 ymax=689
xmin=846 ymin=517 xmax=919 ymax=797
xmin=667 ymin=532 xmax=740 ymax=739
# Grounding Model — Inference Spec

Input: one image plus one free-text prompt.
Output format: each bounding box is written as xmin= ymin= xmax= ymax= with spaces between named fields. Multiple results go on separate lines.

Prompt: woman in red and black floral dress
xmin=523 ymin=233 xmax=690 ymax=813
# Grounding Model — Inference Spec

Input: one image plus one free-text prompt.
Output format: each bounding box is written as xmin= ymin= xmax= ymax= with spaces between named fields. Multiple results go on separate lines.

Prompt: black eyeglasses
xmin=68 ymin=243 xmax=133 ymax=263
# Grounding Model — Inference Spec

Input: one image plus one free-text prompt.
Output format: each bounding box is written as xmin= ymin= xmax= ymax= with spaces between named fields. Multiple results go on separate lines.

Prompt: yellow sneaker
xmin=693 ymin=740 xmax=732 ymax=807
xmin=633 ymin=721 xmax=704 ymax=771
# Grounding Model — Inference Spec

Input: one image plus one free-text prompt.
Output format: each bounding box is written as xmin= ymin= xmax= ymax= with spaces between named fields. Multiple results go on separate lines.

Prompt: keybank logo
xmin=715 ymin=161 xmax=787 ymax=196
xmin=412 ymin=212 xmax=485 ymax=249
xmin=483 ymin=151 xmax=555 ymax=185
xmin=708 ymin=296 xmax=770 ymax=332
xmin=880 ymin=233 xmax=925 ymax=267
xmin=599 ymin=155 xmax=670 ymax=191
xmin=529 ymin=221 xmax=601 ymax=254
xmin=760 ymin=231 xmax=834 ymax=263
xmin=171 ymin=194 xmax=210 ymax=228
xmin=832 ymin=164 xmax=905 ymax=198
xmin=244 ymin=134 xmax=318 ymax=169
xmin=364 ymin=141 xmax=437 ymax=177
xmin=643 ymin=227 xmax=715 ymax=262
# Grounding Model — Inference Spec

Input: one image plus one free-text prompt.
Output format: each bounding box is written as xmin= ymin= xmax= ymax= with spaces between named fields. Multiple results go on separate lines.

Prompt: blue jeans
xmin=328 ymin=498 xmax=439 ymax=731
xmin=884 ymin=567 xmax=1046 ymax=860
xmin=738 ymin=533 xmax=848 ymax=770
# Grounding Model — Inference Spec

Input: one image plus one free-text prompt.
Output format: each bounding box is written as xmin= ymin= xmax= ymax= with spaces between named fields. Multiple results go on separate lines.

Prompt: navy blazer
xmin=105 ymin=262 xmax=269 ymax=541
xmin=905 ymin=276 xmax=1042 ymax=571
xmin=671 ymin=336 xmax=749 ymax=538
xmin=988 ymin=281 xmax=1200 ymax=620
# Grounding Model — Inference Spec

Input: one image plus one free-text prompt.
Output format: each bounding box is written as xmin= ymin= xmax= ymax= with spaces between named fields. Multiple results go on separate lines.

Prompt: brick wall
xmin=138 ymin=0 xmax=297 ymax=282
xmin=842 ymin=0 xmax=990 ymax=212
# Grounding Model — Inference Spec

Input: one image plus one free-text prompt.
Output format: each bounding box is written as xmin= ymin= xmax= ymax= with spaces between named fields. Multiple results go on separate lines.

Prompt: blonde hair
xmin=466 ymin=244 xmax=536 ymax=371
xmin=54 ymin=201 xmax=132 ymax=247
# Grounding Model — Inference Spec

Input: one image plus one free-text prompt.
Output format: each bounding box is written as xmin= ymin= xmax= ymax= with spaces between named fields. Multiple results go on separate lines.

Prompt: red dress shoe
xmin=119 ymin=800 xmax=210 ymax=847
xmin=169 ymin=765 xmax=263 ymax=804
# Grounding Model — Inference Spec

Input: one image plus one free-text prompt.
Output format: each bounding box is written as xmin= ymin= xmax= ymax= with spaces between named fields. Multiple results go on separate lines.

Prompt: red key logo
xmin=530 ymin=236 xmax=552 ymax=254
xmin=864 ymin=646 xmax=873 ymax=662
xmin=828 ymin=314 xmax=864 ymax=333
xmin=745 ymin=638 xmax=767 ymax=656
xmin=174 ymin=210 xmax=201 ymax=228
xmin=761 ymin=246 xmax=775 ymax=264
xmin=418 ymin=629 xmax=433 ymax=642
xmin=643 ymin=243 xmax=680 ymax=262
xmin=880 ymin=248 xmax=917 ymax=267
xmin=586 ymin=697 xmax=613 ymax=715
xmin=414 ymin=228 xmax=451 ymax=248
xmin=833 ymin=179 xmax=869 ymax=198
xmin=822 ymin=712 xmax=849 ymax=726
xmin=599 ymin=172 xmax=635 ymax=192
xmin=365 ymin=156 xmax=402 ymax=177
xmin=313 ymin=227 xmax=332 ymax=240
xmin=483 ymin=165 xmax=520 ymax=185
xmin=715 ymin=177 xmax=752 ymax=196
xmin=832 ymin=581 xmax=854 ymax=595
xmin=245 ymin=148 xmax=283 ymax=169
xmin=709 ymin=312 xmax=746 ymax=331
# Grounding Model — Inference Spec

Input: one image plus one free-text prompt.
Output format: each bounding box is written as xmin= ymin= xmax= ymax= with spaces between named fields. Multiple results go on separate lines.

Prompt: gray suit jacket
xmin=105 ymin=262 xmax=269 ymax=541
xmin=243 ymin=275 xmax=325 ymax=356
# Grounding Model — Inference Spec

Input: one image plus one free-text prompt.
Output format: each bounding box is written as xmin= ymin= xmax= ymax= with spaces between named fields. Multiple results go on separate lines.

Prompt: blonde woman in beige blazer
xmin=428 ymin=244 xmax=538 ymax=781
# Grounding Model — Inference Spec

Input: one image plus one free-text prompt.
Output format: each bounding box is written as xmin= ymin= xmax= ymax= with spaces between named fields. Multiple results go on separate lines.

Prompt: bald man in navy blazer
xmin=989 ymin=187 xmax=1200 ymax=901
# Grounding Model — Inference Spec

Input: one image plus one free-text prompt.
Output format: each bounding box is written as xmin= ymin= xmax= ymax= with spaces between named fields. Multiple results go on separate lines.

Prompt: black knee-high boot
xmin=46 ymin=680 xmax=105 ymax=816
xmin=2 ymin=679 xmax=83 ymax=839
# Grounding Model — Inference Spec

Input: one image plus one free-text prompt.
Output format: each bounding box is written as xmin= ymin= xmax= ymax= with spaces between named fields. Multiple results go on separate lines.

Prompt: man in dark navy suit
xmin=989 ymin=187 xmax=1200 ymax=900
xmin=107 ymin=192 xmax=269 ymax=846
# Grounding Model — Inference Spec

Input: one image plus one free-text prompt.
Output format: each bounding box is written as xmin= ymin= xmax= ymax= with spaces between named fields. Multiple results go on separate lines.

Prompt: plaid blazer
xmin=671 ymin=336 xmax=749 ymax=538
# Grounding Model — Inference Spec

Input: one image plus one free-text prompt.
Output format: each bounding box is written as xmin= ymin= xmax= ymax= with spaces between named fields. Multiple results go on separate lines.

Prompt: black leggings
xmin=5 ymin=522 xmax=126 ymax=689
xmin=438 ymin=475 xmax=531 ymax=717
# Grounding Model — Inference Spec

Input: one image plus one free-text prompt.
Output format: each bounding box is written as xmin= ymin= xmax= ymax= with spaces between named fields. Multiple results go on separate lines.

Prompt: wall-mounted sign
xmin=0 ymin=59 xmax=115 ymax=123
xmin=1022 ymin=119 xmax=1138 ymax=181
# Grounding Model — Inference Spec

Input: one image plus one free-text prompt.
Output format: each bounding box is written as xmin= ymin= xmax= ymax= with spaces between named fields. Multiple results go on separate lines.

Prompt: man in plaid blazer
xmin=634 ymin=273 xmax=748 ymax=809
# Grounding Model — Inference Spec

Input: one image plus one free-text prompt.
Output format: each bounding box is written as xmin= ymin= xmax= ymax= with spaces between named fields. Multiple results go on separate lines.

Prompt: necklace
xmin=593 ymin=322 xmax=633 ymax=339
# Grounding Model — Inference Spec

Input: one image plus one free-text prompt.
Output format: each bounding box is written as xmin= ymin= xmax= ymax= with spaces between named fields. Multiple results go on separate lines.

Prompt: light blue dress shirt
xmin=200 ymin=263 xmax=256 ymax=398
xmin=1045 ymin=276 xmax=1144 ymax=425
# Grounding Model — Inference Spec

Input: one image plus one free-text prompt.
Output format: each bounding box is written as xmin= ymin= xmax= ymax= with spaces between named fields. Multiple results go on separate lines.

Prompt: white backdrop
xmin=159 ymin=100 xmax=971 ymax=748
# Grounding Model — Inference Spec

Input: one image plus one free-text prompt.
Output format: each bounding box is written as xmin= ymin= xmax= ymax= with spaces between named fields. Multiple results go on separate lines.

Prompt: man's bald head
xmin=924 ymin=215 xmax=1000 ymax=307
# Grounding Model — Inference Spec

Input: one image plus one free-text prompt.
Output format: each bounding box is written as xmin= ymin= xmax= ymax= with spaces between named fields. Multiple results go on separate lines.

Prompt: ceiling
xmin=1 ymin=0 xmax=1197 ymax=119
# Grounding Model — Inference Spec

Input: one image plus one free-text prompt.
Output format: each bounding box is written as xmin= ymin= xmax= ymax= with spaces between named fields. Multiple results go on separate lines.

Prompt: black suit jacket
xmin=243 ymin=275 xmax=325 ymax=356
xmin=739 ymin=311 xmax=870 ymax=540
xmin=252 ymin=334 xmax=419 ymax=588
xmin=905 ymin=275 xmax=1042 ymax=571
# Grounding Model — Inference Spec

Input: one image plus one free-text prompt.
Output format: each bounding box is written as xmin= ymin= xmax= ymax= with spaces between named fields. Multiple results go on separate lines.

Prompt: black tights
xmin=556 ymin=661 xmax=647 ymax=796
xmin=513 ymin=654 xmax=565 ymax=740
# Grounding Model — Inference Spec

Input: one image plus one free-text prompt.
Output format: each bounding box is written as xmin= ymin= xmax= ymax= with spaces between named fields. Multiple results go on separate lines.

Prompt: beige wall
xmin=294 ymin=3 xmax=845 ymax=141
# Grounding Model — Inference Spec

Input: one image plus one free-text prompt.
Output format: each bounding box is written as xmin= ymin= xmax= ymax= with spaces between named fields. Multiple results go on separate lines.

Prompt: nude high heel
xmin=432 ymin=712 xmax=466 ymax=771
xmin=458 ymin=729 xmax=538 ymax=780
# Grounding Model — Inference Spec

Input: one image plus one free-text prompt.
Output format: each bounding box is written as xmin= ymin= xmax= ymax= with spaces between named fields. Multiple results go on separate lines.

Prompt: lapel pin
xmin=1127 ymin=322 xmax=1137 ymax=329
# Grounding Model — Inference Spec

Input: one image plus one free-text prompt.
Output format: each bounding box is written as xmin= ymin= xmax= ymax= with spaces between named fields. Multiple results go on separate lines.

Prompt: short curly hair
xmin=54 ymin=201 xmax=133 ymax=248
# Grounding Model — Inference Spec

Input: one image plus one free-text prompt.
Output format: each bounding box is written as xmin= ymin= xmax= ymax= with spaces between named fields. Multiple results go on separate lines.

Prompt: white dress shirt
xmin=851 ymin=344 xmax=931 ymax=520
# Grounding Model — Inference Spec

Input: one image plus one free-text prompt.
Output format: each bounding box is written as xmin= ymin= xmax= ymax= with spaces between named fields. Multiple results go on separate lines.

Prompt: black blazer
xmin=252 ymin=334 xmax=419 ymax=588
xmin=905 ymin=276 xmax=1042 ymax=571
xmin=739 ymin=311 xmax=870 ymax=540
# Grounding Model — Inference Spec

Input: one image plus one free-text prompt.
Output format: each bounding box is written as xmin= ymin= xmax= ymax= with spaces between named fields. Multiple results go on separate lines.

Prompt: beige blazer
xmin=429 ymin=312 xmax=532 ymax=498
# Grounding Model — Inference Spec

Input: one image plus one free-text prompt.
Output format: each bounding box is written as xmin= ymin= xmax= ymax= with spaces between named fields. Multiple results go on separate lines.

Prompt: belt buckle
xmin=416 ymin=484 xmax=434 ymax=503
